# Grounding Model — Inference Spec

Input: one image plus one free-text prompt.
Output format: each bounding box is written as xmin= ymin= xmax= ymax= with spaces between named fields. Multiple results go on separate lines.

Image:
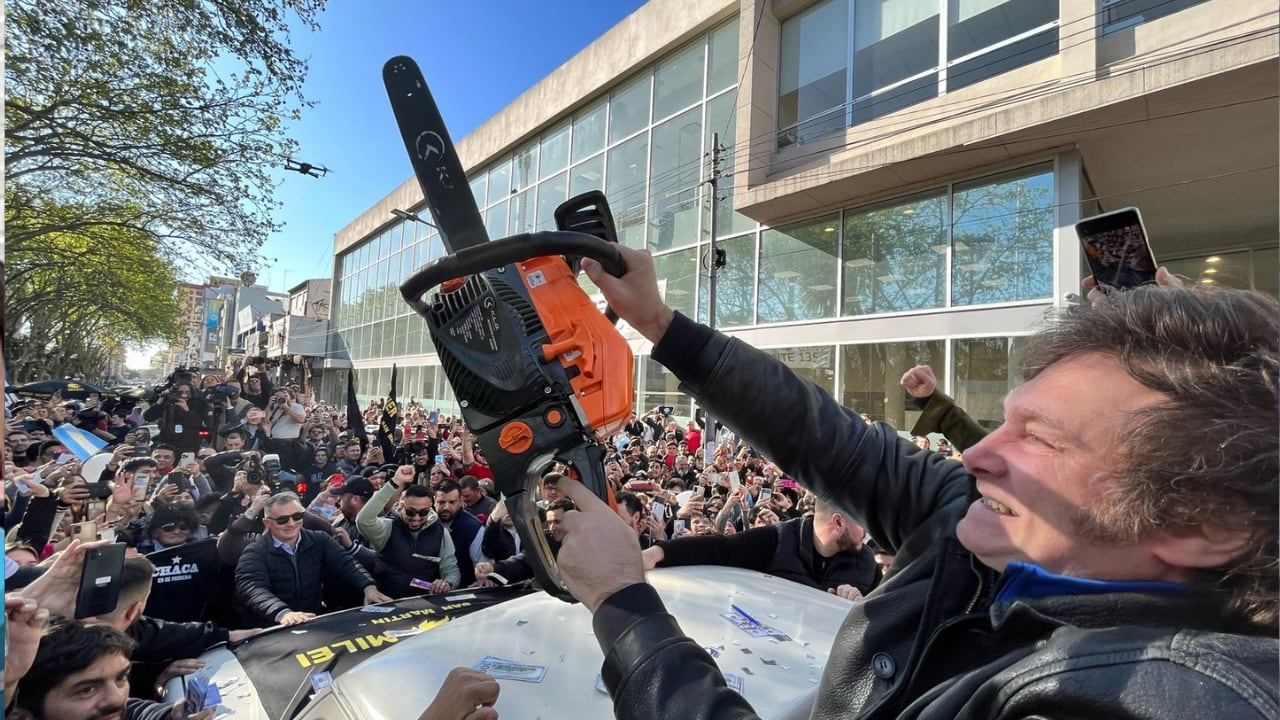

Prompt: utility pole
xmin=702 ymin=133 xmax=726 ymax=468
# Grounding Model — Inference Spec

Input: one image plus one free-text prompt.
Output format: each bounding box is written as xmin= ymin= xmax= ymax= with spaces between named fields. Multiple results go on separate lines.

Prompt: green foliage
xmin=4 ymin=189 xmax=185 ymax=381
xmin=4 ymin=0 xmax=325 ymax=380
xmin=5 ymin=0 xmax=325 ymax=269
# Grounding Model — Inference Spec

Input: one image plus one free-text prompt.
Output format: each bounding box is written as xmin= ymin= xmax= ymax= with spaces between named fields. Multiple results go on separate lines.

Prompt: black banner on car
xmin=230 ymin=586 xmax=533 ymax=719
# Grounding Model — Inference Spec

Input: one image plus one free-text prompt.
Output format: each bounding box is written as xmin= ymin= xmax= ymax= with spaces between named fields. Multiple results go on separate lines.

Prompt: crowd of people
xmin=4 ymin=255 xmax=1278 ymax=719
xmin=2 ymin=349 xmax=936 ymax=718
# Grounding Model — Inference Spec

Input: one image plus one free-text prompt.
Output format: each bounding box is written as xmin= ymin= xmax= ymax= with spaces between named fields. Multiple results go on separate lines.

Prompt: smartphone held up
xmin=1075 ymin=207 xmax=1157 ymax=294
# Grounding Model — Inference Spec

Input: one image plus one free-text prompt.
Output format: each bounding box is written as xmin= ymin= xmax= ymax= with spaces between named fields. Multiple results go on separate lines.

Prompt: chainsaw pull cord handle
xmin=399 ymin=230 xmax=627 ymax=318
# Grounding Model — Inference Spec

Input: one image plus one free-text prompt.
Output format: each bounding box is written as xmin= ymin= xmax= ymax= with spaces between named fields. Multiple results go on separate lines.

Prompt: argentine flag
xmin=53 ymin=424 xmax=108 ymax=462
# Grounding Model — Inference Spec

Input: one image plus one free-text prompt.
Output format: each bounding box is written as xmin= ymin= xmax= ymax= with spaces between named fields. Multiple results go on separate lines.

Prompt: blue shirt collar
xmin=272 ymin=535 xmax=299 ymax=555
xmin=995 ymin=561 xmax=1188 ymax=604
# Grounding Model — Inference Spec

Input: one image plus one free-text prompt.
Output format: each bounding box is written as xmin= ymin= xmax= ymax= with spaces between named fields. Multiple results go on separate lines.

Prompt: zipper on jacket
xmin=963 ymin=554 xmax=987 ymax=614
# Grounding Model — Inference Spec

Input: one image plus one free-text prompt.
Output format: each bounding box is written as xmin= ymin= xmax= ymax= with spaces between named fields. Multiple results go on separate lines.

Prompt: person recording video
xmin=142 ymin=381 xmax=205 ymax=455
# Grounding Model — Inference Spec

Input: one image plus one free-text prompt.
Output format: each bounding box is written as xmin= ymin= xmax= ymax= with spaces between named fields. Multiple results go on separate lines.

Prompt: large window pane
xmin=487 ymin=160 xmax=511 ymax=205
xmin=778 ymin=0 xmax=849 ymax=148
xmin=649 ymin=108 xmax=702 ymax=252
xmin=469 ymin=174 xmax=487 ymax=208
xmin=388 ymin=224 xmax=405 ymax=254
xmin=570 ymin=155 xmax=605 ymax=197
xmin=852 ymin=0 xmax=939 ymax=121
xmin=843 ymin=193 xmax=947 ymax=315
xmin=653 ymin=248 xmax=698 ymax=321
xmin=510 ymin=189 xmax=535 ymax=234
xmin=392 ymin=315 xmax=408 ymax=357
xmin=535 ymin=172 xmax=569 ymax=231
xmin=610 ymin=73 xmax=652 ymax=143
xmin=840 ymin=340 xmax=945 ymax=427
xmin=763 ymin=345 xmax=836 ymax=394
xmin=1102 ymin=0 xmax=1209 ymax=33
xmin=707 ymin=20 xmax=740 ymax=95
xmin=758 ymin=216 xmax=839 ymax=323
xmin=641 ymin=356 xmax=694 ymax=421
xmin=540 ymin=123 xmax=570 ymax=178
xmin=406 ymin=318 xmax=424 ymax=358
xmin=607 ymin=134 xmax=649 ymax=249
xmin=700 ymin=233 xmax=756 ymax=327
xmin=572 ymin=101 xmax=607 ymax=161
xmin=949 ymin=28 xmax=1056 ymax=91
xmin=512 ymin=143 xmax=539 ymax=192
xmin=948 ymin=0 xmax=1056 ymax=58
xmin=951 ymin=165 xmax=1054 ymax=306
xmin=953 ymin=336 xmax=1026 ymax=428
xmin=654 ymin=42 xmax=705 ymax=120
xmin=704 ymin=93 xmax=755 ymax=238
xmin=947 ymin=0 xmax=1057 ymax=92
xmin=486 ymin=201 xmax=509 ymax=240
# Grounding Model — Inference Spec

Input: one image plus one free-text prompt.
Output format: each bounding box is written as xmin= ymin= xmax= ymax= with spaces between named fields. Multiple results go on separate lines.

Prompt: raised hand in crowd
xmin=418 ymin=667 xmax=501 ymax=720
xmin=17 ymin=539 xmax=110 ymax=620
xmin=4 ymin=595 xmax=51 ymax=705
xmin=900 ymin=364 xmax=937 ymax=399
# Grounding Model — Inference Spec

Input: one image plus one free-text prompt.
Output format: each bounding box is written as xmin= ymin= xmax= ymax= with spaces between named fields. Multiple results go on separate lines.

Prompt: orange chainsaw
xmin=385 ymin=56 xmax=634 ymax=601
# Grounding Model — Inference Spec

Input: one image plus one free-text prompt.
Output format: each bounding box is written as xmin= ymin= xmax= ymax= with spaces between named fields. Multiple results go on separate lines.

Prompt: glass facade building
xmin=321 ymin=0 xmax=1277 ymax=431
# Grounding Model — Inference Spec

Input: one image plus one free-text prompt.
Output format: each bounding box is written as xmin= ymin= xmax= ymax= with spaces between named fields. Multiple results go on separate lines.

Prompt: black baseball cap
xmin=332 ymin=477 xmax=375 ymax=500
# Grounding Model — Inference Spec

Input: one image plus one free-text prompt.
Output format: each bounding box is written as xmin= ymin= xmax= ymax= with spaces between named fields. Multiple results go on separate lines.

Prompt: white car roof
xmin=183 ymin=566 xmax=852 ymax=720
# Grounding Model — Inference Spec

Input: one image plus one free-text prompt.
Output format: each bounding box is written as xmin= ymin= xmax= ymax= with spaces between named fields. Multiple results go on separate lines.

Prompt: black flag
xmin=376 ymin=364 xmax=400 ymax=462
xmin=346 ymin=369 xmax=368 ymax=452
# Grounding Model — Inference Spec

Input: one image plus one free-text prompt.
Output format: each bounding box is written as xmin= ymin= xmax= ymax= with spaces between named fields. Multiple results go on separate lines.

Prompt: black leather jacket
xmin=592 ymin=312 xmax=1278 ymax=720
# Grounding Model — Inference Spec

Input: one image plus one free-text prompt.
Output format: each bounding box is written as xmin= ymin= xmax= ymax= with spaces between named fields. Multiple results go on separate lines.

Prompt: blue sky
xmin=253 ymin=0 xmax=648 ymax=291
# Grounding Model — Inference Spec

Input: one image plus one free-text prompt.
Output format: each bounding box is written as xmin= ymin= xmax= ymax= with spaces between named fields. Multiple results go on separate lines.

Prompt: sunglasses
xmin=160 ymin=523 xmax=193 ymax=532
xmin=266 ymin=512 xmax=305 ymax=525
xmin=402 ymin=507 xmax=432 ymax=518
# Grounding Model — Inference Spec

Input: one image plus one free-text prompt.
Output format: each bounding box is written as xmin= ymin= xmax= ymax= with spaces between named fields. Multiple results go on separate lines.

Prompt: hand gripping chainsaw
xmin=384 ymin=56 xmax=634 ymax=602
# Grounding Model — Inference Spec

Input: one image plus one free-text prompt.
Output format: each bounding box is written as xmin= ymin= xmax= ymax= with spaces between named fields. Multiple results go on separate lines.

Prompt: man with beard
xmin=640 ymin=500 xmax=879 ymax=599
xmin=431 ymin=479 xmax=485 ymax=586
xmin=356 ymin=470 xmax=460 ymax=597
xmin=9 ymin=618 xmax=214 ymax=720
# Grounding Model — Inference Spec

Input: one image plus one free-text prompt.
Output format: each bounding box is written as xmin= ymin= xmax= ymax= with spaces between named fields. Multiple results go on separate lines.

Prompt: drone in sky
xmin=285 ymin=157 xmax=330 ymax=178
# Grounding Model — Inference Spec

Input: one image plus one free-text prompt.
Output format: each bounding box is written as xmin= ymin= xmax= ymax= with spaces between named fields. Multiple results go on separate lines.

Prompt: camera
xmin=262 ymin=453 xmax=283 ymax=491
xmin=241 ymin=457 xmax=265 ymax=487
xmin=202 ymin=383 xmax=237 ymax=410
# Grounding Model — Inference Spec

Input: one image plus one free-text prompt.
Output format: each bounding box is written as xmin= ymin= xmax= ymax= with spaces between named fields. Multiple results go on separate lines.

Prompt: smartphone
xmin=759 ymin=487 xmax=774 ymax=503
xmin=674 ymin=518 xmax=689 ymax=535
xmin=728 ymin=472 xmax=741 ymax=494
xmin=133 ymin=445 xmax=150 ymax=457
xmin=434 ymin=454 xmax=444 ymax=464
xmin=56 ymin=453 xmax=76 ymax=465
xmin=1075 ymin=207 xmax=1157 ymax=293
xmin=180 ymin=452 xmax=196 ymax=466
xmin=651 ymin=499 xmax=667 ymax=522
xmin=702 ymin=484 xmax=713 ymax=501
xmin=132 ymin=471 xmax=151 ymax=502
xmin=75 ymin=543 xmax=126 ymax=619
xmin=487 ymin=572 xmax=511 ymax=587
xmin=72 ymin=521 xmax=99 ymax=544
xmin=659 ymin=406 xmax=675 ymax=416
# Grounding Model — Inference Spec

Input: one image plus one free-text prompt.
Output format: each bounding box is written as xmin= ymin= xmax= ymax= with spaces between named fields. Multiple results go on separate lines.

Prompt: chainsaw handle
xmin=505 ymin=443 xmax=612 ymax=604
xmin=400 ymin=230 xmax=627 ymax=313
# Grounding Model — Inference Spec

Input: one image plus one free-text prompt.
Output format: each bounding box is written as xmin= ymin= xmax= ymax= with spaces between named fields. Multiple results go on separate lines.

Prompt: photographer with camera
xmin=141 ymin=380 xmax=206 ymax=455
xmin=265 ymin=388 xmax=308 ymax=473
